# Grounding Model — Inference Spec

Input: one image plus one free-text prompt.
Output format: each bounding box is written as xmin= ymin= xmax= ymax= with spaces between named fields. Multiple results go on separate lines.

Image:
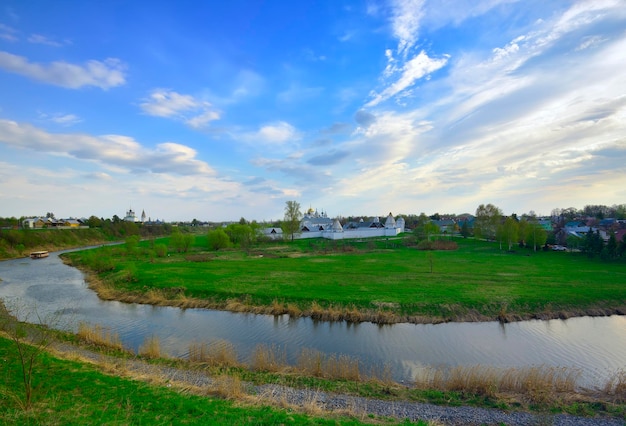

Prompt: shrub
xmin=154 ymin=243 xmax=167 ymax=257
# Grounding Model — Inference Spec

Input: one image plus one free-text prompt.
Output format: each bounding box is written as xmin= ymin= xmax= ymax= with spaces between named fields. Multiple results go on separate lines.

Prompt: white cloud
xmin=0 ymin=51 xmax=126 ymax=89
xmin=0 ymin=119 xmax=216 ymax=176
xmin=255 ymin=122 xmax=300 ymax=144
xmin=140 ymin=89 xmax=221 ymax=128
xmin=367 ymin=50 xmax=448 ymax=106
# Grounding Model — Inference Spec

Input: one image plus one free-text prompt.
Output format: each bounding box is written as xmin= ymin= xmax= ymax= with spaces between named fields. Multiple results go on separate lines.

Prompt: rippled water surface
xmin=1 ymin=250 xmax=624 ymax=386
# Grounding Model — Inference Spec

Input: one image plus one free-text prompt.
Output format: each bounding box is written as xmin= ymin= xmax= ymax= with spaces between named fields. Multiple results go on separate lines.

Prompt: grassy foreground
xmin=63 ymin=236 xmax=626 ymax=324
xmin=0 ymin=335 xmax=410 ymax=425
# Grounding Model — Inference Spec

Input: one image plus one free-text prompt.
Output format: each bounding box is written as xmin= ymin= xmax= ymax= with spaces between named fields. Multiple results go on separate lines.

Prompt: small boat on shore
xmin=30 ymin=251 xmax=49 ymax=259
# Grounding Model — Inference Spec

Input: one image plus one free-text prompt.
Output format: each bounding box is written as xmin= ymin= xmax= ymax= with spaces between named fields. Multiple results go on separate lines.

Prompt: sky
xmin=0 ymin=0 xmax=625 ymax=222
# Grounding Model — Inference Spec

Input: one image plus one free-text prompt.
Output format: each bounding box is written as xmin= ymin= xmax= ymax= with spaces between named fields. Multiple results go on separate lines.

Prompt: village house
xmin=22 ymin=216 xmax=88 ymax=229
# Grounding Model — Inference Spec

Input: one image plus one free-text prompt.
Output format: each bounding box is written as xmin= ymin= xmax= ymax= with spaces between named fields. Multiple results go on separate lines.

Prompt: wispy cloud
xmin=307 ymin=149 xmax=350 ymax=166
xmin=27 ymin=34 xmax=68 ymax=47
xmin=140 ymin=89 xmax=221 ymax=128
xmin=390 ymin=0 xmax=425 ymax=56
xmin=367 ymin=50 xmax=448 ymax=107
xmin=38 ymin=112 xmax=82 ymax=126
xmin=0 ymin=51 xmax=126 ymax=89
xmin=0 ymin=23 xmax=18 ymax=42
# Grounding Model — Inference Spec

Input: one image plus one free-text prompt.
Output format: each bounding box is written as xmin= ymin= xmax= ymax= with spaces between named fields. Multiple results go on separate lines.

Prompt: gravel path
xmin=54 ymin=343 xmax=624 ymax=426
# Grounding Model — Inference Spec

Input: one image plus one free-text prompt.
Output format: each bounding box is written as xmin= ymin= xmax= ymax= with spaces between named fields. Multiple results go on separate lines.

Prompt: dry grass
xmin=251 ymin=344 xmax=288 ymax=372
xmin=210 ymin=374 xmax=245 ymax=399
xmin=297 ymin=348 xmax=361 ymax=381
xmin=604 ymin=369 xmax=626 ymax=402
xmin=368 ymin=363 xmax=396 ymax=388
xmin=414 ymin=365 xmax=581 ymax=403
xmin=138 ymin=335 xmax=163 ymax=359
xmin=269 ymin=299 xmax=287 ymax=315
xmin=188 ymin=340 xmax=239 ymax=367
xmin=76 ymin=322 xmax=124 ymax=351
xmin=286 ymin=303 xmax=302 ymax=318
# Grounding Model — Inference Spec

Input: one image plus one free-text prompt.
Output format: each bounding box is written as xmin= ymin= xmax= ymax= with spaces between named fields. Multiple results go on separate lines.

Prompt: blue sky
xmin=1 ymin=1 xmax=625 ymax=222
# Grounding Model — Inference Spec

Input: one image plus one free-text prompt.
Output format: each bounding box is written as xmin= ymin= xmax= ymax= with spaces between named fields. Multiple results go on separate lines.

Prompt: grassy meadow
xmin=63 ymin=235 xmax=626 ymax=323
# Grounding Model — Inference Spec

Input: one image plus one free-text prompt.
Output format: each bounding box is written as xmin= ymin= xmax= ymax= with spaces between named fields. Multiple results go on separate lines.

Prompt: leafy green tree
xmin=414 ymin=214 xmax=438 ymax=241
xmin=525 ymin=222 xmax=547 ymax=252
xmin=497 ymin=217 xmax=519 ymax=250
xmin=566 ymin=234 xmax=581 ymax=252
xmin=281 ymin=200 xmax=302 ymax=241
xmin=605 ymin=232 xmax=617 ymax=260
xmin=474 ymin=204 xmax=502 ymax=240
xmin=582 ymin=228 xmax=603 ymax=258
xmin=208 ymin=228 xmax=231 ymax=251
xmin=87 ymin=215 xmax=102 ymax=228
xmin=460 ymin=220 xmax=470 ymax=238
xmin=517 ymin=219 xmax=530 ymax=247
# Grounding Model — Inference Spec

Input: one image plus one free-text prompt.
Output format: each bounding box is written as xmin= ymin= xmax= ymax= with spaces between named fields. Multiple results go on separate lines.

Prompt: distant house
xmin=262 ymin=227 xmax=283 ymax=240
xmin=432 ymin=219 xmax=456 ymax=233
xmin=58 ymin=219 xmax=81 ymax=228
xmin=537 ymin=219 xmax=553 ymax=232
xmin=22 ymin=217 xmax=87 ymax=229
xmin=23 ymin=218 xmax=44 ymax=228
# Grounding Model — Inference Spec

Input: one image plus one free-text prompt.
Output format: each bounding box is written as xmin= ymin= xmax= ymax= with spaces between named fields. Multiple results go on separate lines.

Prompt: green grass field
xmin=64 ymin=236 xmax=626 ymax=323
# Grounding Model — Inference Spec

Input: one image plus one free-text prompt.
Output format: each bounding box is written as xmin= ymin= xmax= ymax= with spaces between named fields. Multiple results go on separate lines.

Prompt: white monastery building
xmin=265 ymin=208 xmax=405 ymax=241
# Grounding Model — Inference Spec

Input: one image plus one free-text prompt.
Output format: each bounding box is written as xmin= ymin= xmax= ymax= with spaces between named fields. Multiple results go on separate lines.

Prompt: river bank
xmin=48 ymin=341 xmax=626 ymax=425
xmin=79 ymin=264 xmax=626 ymax=325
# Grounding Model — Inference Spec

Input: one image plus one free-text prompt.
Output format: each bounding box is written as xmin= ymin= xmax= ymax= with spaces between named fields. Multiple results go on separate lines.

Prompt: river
xmin=1 ymin=249 xmax=624 ymax=387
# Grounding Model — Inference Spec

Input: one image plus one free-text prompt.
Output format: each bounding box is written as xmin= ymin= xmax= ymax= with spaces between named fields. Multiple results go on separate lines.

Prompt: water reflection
xmin=0 ymin=251 xmax=624 ymax=387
